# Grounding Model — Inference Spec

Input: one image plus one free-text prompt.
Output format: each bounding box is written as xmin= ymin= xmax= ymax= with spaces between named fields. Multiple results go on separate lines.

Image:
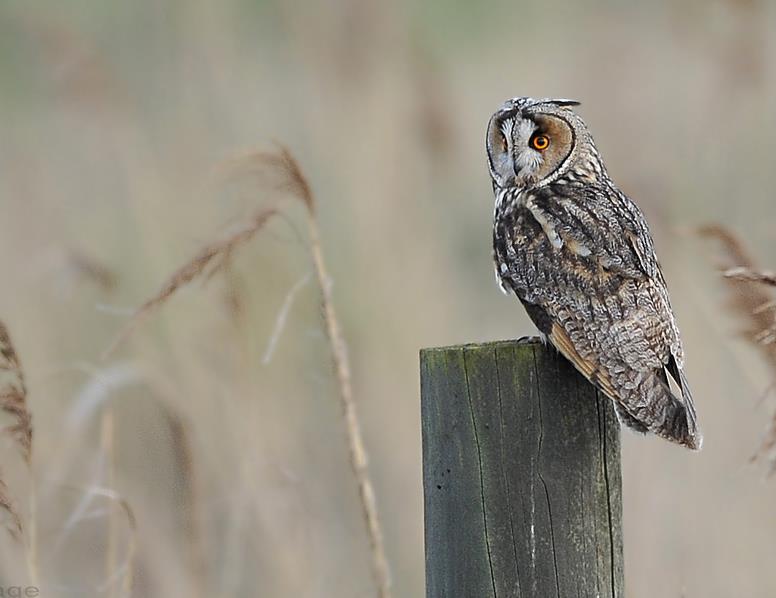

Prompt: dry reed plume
xmin=0 ymin=321 xmax=33 ymax=540
xmin=700 ymin=225 xmax=776 ymax=472
xmin=103 ymin=206 xmax=279 ymax=358
xmin=0 ymin=479 xmax=21 ymax=542
xmin=0 ymin=323 xmax=33 ymax=464
xmin=102 ymin=145 xmax=393 ymax=597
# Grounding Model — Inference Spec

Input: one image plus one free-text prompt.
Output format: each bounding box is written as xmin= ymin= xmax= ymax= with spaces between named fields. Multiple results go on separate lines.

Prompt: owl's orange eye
xmin=531 ymin=134 xmax=550 ymax=151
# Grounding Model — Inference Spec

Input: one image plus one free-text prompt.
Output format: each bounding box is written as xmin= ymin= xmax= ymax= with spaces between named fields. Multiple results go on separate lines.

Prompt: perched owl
xmin=487 ymin=97 xmax=701 ymax=449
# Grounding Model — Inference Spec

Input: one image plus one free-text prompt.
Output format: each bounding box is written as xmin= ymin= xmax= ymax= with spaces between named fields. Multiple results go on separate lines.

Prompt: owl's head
xmin=486 ymin=97 xmax=599 ymax=191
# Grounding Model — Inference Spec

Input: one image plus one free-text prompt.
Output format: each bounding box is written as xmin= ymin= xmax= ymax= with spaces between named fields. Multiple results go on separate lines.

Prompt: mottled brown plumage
xmin=487 ymin=97 xmax=701 ymax=449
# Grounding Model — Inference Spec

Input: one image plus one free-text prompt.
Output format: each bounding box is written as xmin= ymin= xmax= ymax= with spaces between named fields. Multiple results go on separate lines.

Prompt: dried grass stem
xmin=306 ymin=210 xmax=393 ymax=598
xmin=278 ymin=144 xmax=393 ymax=597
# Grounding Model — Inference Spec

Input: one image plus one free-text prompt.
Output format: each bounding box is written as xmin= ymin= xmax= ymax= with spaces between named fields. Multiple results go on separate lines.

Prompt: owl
xmin=486 ymin=97 xmax=701 ymax=449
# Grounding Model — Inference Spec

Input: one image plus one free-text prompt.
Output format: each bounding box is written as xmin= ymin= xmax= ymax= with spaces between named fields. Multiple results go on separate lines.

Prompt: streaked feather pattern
xmin=488 ymin=97 xmax=701 ymax=449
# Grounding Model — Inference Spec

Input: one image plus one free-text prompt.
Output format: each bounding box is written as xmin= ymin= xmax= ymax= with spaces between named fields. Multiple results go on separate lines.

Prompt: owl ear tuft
xmin=547 ymin=98 xmax=581 ymax=107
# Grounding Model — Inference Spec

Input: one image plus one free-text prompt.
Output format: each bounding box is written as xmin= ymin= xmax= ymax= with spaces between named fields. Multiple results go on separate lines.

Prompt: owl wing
xmin=520 ymin=189 xmax=701 ymax=448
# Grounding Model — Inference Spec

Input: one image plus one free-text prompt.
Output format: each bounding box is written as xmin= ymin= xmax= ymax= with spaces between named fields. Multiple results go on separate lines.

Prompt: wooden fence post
xmin=420 ymin=338 xmax=624 ymax=598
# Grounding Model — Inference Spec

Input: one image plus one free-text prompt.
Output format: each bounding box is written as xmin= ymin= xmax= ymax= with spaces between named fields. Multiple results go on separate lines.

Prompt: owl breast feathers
xmin=487 ymin=97 xmax=701 ymax=449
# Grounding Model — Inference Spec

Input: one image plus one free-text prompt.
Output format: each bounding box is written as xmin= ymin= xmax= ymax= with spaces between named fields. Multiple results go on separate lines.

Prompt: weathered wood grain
xmin=420 ymin=338 xmax=623 ymax=598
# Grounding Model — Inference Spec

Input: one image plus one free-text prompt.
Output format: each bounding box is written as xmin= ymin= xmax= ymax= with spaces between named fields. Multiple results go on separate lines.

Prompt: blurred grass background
xmin=1 ymin=0 xmax=776 ymax=596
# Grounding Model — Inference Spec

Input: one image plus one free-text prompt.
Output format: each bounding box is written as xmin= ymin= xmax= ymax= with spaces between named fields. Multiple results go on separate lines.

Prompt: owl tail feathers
xmin=655 ymin=395 xmax=702 ymax=450
xmin=618 ymin=369 xmax=702 ymax=450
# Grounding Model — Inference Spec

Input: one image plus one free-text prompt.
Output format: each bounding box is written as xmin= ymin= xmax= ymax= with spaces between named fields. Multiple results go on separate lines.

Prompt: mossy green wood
xmin=420 ymin=339 xmax=623 ymax=598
